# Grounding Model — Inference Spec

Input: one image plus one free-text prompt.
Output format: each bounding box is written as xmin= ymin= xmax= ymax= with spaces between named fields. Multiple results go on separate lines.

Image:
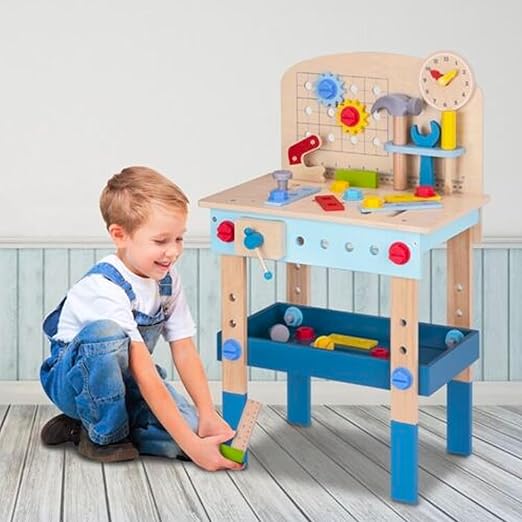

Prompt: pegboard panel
xmin=281 ymin=53 xmax=483 ymax=195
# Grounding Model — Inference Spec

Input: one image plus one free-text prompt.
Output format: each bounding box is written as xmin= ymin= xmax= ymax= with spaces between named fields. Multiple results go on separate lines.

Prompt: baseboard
xmin=1 ymin=380 xmax=521 ymax=405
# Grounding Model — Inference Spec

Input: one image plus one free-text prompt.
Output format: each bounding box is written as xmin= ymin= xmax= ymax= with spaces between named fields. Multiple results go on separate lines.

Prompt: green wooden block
xmin=220 ymin=443 xmax=246 ymax=464
xmin=334 ymin=168 xmax=379 ymax=188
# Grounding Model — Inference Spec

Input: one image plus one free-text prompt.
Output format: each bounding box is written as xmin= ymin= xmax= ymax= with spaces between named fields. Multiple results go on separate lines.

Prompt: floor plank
xmin=473 ymin=407 xmax=522 ymax=440
xmin=104 ymin=459 xmax=160 ymax=521
xmin=11 ymin=405 xmax=63 ymax=522
xmin=227 ymin=452 xmax=309 ymax=521
xmin=425 ymin=406 xmax=522 ymax=458
xmin=1 ymin=404 xmax=521 ymax=520
xmin=182 ymin=461 xmax=258 ymax=521
xmin=250 ymin=408 xmax=354 ymax=521
xmin=345 ymin=406 xmax=522 ymax=522
xmin=312 ymin=405 xmax=498 ymax=521
xmin=0 ymin=406 xmax=37 ymax=522
xmin=63 ymin=444 xmax=109 ymax=522
xmin=143 ymin=457 xmax=210 ymax=521
xmin=260 ymin=406 xmax=402 ymax=521
xmin=417 ymin=407 xmax=522 ymax=479
xmin=271 ymin=406 xmax=451 ymax=521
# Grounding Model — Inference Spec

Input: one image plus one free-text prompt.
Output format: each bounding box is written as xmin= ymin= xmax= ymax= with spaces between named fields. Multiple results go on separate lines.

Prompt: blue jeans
xmin=40 ymin=319 xmax=198 ymax=458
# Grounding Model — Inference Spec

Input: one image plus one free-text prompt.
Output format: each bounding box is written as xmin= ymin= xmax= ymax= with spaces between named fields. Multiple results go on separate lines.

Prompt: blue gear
xmin=314 ymin=73 xmax=345 ymax=107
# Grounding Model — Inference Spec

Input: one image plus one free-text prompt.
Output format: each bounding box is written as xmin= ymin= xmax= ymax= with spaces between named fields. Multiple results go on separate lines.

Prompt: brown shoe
xmin=41 ymin=414 xmax=81 ymax=446
xmin=78 ymin=428 xmax=139 ymax=463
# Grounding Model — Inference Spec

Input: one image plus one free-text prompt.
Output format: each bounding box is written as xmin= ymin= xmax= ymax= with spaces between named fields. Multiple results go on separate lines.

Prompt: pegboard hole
xmin=320 ymin=239 xmax=329 ymax=249
xmin=350 ymin=84 xmax=358 ymax=94
xmin=327 ymin=107 xmax=336 ymax=118
xmin=229 ymin=293 xmax=236 ymax=302
xmin=345 ymin=242 xmax=354 ymax=252
xmin=327 ymin=133 xmax=336 ymax=143
xmin=304 ymin=81 xmax=313 ymax=91
xmin=304 ymin=106 xmax=313 ymax=116
xmin=400 ymin=346 xmax=407 ymax=355
xmin=400 ymin=318 xmax=407 ymax=327
xmin=369 ymin=245 xmax=379 ymax=255
xmin=229 ymin=319 xmax=237 ymax=328
xmin=350 ymin=136 xmax=358 ymax=145
xmin=296 ymin=236 xmax=305 ymax=246
xmin=372 ymin=85 xmax=382 ymax=96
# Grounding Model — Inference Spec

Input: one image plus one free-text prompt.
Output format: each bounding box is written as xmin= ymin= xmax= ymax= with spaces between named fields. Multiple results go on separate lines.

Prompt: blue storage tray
xmin=217 ymin=302 xmax=479 ymax=396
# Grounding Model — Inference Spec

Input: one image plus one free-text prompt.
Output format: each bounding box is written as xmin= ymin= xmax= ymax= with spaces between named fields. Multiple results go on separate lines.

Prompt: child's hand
xmin=187 ymin=433 xmax=243 ymax=471
xmin=198 ymin=410 xmax=235 ymax=440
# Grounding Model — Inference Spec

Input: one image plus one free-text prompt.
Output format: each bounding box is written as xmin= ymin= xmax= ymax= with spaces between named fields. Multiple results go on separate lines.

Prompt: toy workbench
xmin=199 ymin=52 xmax=489 ymax=504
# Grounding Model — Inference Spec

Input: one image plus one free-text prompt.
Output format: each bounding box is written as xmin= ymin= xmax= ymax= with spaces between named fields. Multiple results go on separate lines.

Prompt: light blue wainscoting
xmin=0 ymin=246 xmax=520 ymax=382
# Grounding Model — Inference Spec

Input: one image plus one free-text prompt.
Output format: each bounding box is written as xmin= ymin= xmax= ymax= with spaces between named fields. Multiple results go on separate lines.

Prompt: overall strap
xmin=158 ymin=273 xmax=173 ymax=314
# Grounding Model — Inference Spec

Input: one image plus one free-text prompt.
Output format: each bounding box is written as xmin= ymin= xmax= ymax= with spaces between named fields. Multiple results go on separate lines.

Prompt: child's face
xmin=112 ymin=205 xmax=187 ymax=280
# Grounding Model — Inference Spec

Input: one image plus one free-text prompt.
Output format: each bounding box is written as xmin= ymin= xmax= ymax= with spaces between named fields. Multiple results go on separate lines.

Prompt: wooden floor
xmin=1 ymin=404 xmax=521 ymax=521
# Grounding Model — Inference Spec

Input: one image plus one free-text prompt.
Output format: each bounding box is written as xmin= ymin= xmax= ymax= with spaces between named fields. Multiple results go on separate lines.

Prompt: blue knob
xmin=222 ymin=339 xmax=242 ymax=361
xmin=391 ymin=367 xmax=413 ymax=390
xmin=243 ymin=228 xmax=264 ymax=250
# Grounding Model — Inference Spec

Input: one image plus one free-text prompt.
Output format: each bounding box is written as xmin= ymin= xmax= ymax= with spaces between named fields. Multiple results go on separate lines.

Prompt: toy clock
xmin=419 ymin=51 xmax=475 ymax=151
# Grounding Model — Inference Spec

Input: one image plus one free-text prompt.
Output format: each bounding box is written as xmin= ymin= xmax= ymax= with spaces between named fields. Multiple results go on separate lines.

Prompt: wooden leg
xmin=447 ymin=228 xmax=473 ymax=455
xmin=286 ymin=263 xmax=310 ymax=424
xmin=390 ymin=277 xmax=419 ymax=504
xmin=221 ymin=255 xmax=248 ymax=429
xmin=286 ymin=263 xmax=310 ymax=305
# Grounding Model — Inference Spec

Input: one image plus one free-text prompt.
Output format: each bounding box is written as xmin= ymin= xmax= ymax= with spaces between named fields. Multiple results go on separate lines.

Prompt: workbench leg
xmin=221 ymin=255 xmax=248 ymax=430
xmin=390 ymin=277 xmax=419 ymax=504
xmin=447 ymin=229 xmax=473 ymax=456
xmin=287 ymin=373 xmax=311 ymax=426
xmin=286 ymin=263 xmax=311 ymax=425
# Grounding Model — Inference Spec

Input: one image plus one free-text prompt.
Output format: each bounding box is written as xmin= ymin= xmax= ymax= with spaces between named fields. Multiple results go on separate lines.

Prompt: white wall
xmin=0 ymin=0 xmax=520 ymax=239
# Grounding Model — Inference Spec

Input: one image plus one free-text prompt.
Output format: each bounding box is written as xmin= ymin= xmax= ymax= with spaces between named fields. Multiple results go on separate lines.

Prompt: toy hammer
xmin=371 ymin=94 xmax=423 ymax=190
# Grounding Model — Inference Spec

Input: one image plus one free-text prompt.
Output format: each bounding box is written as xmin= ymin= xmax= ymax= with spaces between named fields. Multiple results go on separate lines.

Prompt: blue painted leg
xmin=447 ymin=380 xmax=472 ymax=456
xmin=222 ymin=391 xmax=249 ymax=465
xmin=287 ymin=373 xmax=311 ymax=426
xmin=222 ymin=391 xmax=247 ymax=430
xmin=391 ymin=420 xmax=418 ymax=504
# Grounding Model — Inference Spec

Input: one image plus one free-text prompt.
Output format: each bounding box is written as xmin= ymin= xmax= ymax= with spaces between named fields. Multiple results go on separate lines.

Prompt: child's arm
xmin=170 ymin=337 xmax=235 ymax=439
xmin=129 ymin=340 xmax=240 ymax=471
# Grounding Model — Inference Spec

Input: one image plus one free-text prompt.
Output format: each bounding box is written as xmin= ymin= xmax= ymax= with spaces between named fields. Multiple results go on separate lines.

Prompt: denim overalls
xmin=40 ymin=262 xmax=198 ymax=458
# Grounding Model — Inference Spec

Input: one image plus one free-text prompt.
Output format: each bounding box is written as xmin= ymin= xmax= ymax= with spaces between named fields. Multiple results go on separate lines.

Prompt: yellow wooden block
xmin=384 ymin=193 xmax=441 ymax=204
xmin=313 ymin=336 xmax=335 ymax=350
xmin=362 ymin=195 xmax=384 ymax=208
xmin=330 ymin=180 xmax=349 ymax=194
xmin=328 ymin=333 xmax=378 ymax=350
xmin=441 ymin=110 xmax=457 ymax=150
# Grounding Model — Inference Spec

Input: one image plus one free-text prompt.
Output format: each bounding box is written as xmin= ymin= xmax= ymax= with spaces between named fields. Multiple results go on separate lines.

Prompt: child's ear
xmin=108 ymin=224 xmax=128 ymax=247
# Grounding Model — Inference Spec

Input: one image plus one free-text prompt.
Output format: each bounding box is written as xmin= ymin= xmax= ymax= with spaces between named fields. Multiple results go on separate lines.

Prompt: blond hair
xmin=100 ymin=166 xmax=189 ymax=233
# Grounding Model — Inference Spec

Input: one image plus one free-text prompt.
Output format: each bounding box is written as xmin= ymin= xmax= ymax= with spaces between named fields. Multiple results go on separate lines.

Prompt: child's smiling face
xmin=110 ymin=204 xmax=187 ymax=280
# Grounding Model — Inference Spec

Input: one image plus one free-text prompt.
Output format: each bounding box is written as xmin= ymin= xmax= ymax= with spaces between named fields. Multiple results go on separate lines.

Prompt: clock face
xmin=419 ymin=52 xmax=475 ymax=111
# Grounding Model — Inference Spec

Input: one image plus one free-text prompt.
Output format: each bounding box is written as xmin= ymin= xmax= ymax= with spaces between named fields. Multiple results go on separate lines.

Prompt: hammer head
xmin=371 ymin=94 xmax=423 ymax=117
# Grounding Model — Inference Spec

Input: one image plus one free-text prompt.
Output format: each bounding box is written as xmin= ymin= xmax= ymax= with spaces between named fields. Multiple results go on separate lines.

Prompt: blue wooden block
xmin=265 ymin=186 xmax=320 ymax=206
xmin=447 ymin=380 xmax=473 ymax=456
xmin=287 ymin=373 xmax=311 ymax=426
xmin=391 ymin=421 xmax=418 ymax=504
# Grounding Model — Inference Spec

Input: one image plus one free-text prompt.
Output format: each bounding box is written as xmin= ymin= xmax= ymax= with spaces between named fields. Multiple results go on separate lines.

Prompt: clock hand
xmin=438 ymin=69 xmax=458 ymax=86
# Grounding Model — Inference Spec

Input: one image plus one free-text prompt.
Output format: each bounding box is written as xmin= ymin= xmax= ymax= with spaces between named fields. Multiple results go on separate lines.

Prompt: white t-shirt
xmin=54 ymin=254 xmax=196 ymax=344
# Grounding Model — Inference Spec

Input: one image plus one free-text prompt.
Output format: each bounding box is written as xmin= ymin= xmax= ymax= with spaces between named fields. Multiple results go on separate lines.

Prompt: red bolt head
xmin=295 ymin=326 xmax=315 ymax=344
xmin=415 ymin=185 xmax=436 ymax=198
xmin=217 ymin=220 xmax=235 ymax=242
xmin=370 ymin=346 xmax=390 ymax=359
xmin=389 ymin=241 xmax=411 ymax=265
xmin=340 ymin=106 xmax=360 ymax=127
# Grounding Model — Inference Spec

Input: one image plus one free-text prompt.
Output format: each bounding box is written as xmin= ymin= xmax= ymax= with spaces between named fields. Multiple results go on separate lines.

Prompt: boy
xmin=40 ymin=166 xmax=241 ymax=471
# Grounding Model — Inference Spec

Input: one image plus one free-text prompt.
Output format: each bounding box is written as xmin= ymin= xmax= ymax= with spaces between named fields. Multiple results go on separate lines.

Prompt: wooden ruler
xmin=220 ymin=399 xmax=262 ymax=463
xmin=231 ymin=399 xmax=262 ymax=451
